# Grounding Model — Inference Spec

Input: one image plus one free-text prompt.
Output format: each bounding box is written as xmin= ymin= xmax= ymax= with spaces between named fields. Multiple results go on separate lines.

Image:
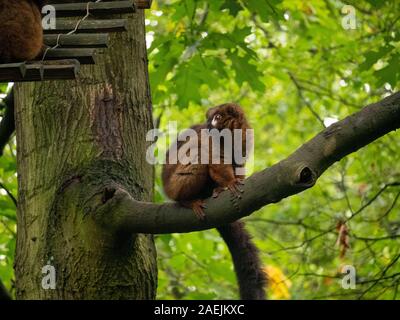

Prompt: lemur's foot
xmin=213 ymin=179 xmax=245 ymax=199
xmin=230 ymin=193 xmax=241 ymax=211
xmin=180 ymin=199 xmax=207 ymax=220
xmin=227 ymin=178 xmax=245 ymax=199
xmin=212 ymin=186 xmax=225 ymax=198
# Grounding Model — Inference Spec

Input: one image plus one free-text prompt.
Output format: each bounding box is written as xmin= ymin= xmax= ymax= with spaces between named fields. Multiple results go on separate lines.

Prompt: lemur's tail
xmin=217 ymin=220 xmax=267 ymax=299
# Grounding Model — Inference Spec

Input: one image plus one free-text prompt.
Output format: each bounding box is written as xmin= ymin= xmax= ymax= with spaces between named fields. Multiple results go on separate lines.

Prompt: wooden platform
xmin=0 ymin=0 xmax=153 ymax=82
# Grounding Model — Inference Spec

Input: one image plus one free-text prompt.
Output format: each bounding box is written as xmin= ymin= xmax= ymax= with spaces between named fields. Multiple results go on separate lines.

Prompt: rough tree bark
xmin=14 ymin=10 xmax=157 ymax=299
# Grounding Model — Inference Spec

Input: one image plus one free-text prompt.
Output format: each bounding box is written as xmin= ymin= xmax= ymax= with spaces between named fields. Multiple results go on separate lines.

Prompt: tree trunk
xmin=14 ymin=11 xmax=157 ymax=299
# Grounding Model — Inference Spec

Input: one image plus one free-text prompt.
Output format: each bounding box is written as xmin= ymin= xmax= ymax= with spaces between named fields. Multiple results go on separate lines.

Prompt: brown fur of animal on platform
xmin=0 ymin=0 xmax=45 ymax=63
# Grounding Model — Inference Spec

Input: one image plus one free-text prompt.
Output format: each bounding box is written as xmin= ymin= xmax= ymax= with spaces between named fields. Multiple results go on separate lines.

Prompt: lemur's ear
xmin=226 ymin=104 xmax=241 ymax=118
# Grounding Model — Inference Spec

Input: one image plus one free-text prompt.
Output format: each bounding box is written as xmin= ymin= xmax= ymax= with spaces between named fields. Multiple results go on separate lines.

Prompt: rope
xmin=40 ymin=0 xmax=102 ymax=62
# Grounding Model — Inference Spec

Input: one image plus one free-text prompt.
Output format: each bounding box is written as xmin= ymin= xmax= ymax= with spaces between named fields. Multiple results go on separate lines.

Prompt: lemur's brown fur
xmin=162 ymin=103 xmax=266 ymax=300
xmin=0 ymin=0 xmax=46 ymax=63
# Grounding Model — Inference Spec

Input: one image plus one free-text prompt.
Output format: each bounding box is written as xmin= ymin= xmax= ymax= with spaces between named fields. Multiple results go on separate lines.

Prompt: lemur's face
xmin=206 ymin=103 xmax=245 ymax=130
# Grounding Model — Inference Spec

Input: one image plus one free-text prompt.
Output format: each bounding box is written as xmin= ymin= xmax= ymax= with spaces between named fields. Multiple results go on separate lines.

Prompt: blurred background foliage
xmin=1 ymin=0 xmax=399 ymax=299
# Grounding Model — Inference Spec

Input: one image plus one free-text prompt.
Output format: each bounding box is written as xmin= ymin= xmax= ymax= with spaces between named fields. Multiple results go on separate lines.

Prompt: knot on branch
xmin=295 ymin=166 xmax=316 ymax=187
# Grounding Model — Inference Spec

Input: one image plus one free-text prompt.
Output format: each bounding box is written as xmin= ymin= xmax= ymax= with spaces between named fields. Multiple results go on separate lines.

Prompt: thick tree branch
xmin=93 ymin=92 xmax=400 ymax=234
xmin=0 ymin=88 xmax=15 ymax=157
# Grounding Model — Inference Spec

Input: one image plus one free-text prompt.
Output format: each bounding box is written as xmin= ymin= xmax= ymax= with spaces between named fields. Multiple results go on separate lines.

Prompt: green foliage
xmin=0 ymin=84 xmax=8 ymax=95
xmin=147 ymin=0 xmax=400 ymax=300
xmin=0 ymin=130 xmax=16 ymax=297
xmin=0 ymin=83 xmax=16 ymax=296
xmin=0 ymin=0 xmax=399 ymax=300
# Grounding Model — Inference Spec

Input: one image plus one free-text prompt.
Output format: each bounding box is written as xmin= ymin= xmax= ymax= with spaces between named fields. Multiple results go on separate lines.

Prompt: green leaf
xmin=0 ymin=83 xmax=9 ymax=94
xmin=173 ymin=62 xmax=203 ymax=107
xmin=220 ymin=0 xmax=243 ymax=16
xmin=172 ymin=0 xmax=196 ymax=21
xmin=228 ymin=51 xmax=265 ymax=91
xmin=244 ymin=0 xmax=283 ymax=22
xmin=375 ymin=54 xmax=399 ymax=87
xmin=365 ymin=0 xmax=386 ymax=8
xmin=202 ymin=28 xmax=257 ymax=60
xmin=173 ymin=55 xmax=219 ymax=107
xmin=359 ymin=45 xmax=394 ymax=71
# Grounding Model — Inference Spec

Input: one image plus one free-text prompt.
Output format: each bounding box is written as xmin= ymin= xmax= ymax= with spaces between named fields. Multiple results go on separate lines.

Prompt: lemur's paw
xmin=212 ymin=186 xmax=226 ymax=198
xmin=191 ymin=200 xmax=207 ymax=220
xmin=230 ymin=192 xmax=241 ymax=211
xmin=180 ymin=199 xmax=207 ymax=220
xmin=227 ymin=179 xmax=244 ymax=199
